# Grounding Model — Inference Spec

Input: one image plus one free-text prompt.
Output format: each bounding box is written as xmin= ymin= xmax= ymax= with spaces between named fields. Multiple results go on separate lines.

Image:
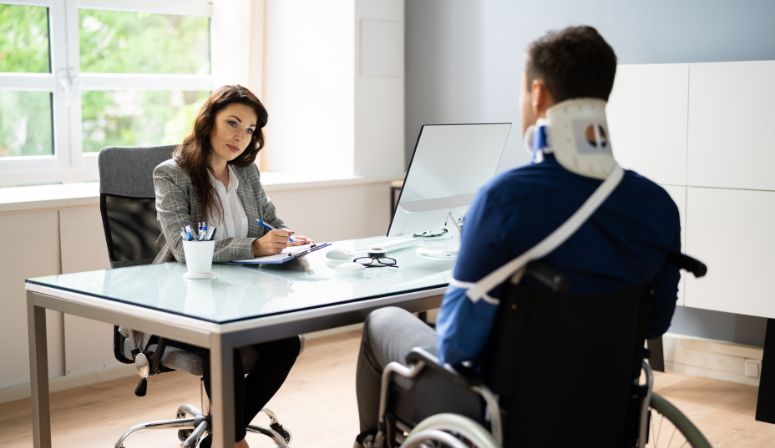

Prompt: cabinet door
xmin=685 ymin=187 xmax=775 ymax=318
xmin=687 ymin=61 xmax=775 ymax=190
xmin=59 ymin=205 xmax=115 ymax=375
xmin=607 ymin=63 xmax=689 ymax=186
xmin=0 ymin=210 xmax=63 ymax=389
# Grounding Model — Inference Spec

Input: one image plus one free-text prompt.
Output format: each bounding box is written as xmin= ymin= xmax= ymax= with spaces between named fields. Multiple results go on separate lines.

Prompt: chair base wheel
xmin=270 ymin=422 xmax=291 ymax=443
xmin=178 ymin=428 xmax=193 ymax=442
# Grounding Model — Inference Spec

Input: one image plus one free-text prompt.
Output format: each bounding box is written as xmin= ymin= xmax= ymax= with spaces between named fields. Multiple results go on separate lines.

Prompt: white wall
xmin=354 ymin=0 xmax=405 ymax=179
xmin=262 ymin=0 xmax=405 ymax=182
xmin=262 ymin=0 xmax=356 ymax=176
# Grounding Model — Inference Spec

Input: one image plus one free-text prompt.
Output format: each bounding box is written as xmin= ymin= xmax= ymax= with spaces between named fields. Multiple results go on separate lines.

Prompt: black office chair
xmin=98 ymin=145 xmax=291 ymax=448
xmin=376 ymin=256 xmax=711 ymax=448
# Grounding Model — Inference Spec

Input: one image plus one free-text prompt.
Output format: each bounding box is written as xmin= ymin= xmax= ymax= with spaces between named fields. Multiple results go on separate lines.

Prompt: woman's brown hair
xmin=175 ymin=85 xmax=268 ymax=222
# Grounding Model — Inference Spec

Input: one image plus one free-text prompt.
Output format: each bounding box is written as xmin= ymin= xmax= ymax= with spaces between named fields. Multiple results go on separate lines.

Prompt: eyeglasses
xmin=353 ymin=254 xmax=398 ymax=268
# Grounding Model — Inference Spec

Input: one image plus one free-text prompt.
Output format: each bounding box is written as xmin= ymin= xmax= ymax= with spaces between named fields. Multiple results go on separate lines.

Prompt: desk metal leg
xmin=28 ymin=295 xmax=51 ymax=448
xmin=210 ymin=333 xmax=236 ymax=448
xmin=756 ymin=318 xmax=775 ymax=423
xmin=647 ymin=337 xmax=665 ymax=372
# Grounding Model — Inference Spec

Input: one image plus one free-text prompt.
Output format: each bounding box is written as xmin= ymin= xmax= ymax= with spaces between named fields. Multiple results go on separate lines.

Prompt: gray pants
xmin=355 ymin=306 xmax=437 ymax=433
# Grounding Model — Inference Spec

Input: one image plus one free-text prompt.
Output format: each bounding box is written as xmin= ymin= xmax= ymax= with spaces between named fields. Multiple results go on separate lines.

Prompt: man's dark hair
xmin=526 ymin=25 xmax=617 ymax=102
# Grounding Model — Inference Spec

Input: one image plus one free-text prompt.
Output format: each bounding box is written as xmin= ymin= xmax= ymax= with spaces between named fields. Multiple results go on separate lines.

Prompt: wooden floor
xmin=1 ymin=329 xmax=774 ymax=447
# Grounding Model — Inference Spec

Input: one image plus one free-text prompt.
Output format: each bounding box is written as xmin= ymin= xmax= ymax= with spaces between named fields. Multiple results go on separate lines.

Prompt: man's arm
xmin=436 ymin=285 xmax=501 ymax=365
xmin=646 ymin=193 xmax=682 ymax=338
xmin=435 ymin=184 xmax=514 ymax=366
xmin=646 ymin=234 xmax=682 ymax=338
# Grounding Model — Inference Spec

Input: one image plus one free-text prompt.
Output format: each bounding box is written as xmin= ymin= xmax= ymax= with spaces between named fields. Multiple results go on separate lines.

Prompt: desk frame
xmin=27 ymin=283 xmax=444 ymax=448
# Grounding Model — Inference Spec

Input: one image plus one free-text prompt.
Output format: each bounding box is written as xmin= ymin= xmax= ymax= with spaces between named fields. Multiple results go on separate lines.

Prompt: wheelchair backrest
xmin=480 ymin=281 xmax=650 ymax=447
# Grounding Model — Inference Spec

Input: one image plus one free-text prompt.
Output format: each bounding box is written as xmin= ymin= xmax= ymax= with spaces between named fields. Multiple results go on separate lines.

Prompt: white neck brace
xmin=524 ymin=98 xmax=617 ymax=179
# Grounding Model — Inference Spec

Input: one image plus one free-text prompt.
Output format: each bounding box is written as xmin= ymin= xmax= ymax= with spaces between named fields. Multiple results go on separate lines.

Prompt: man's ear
xmin=531 ymin=79 xmax=552 ymax=116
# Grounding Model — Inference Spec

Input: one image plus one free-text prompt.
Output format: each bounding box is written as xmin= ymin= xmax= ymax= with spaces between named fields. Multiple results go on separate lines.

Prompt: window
xmin=0 ymin=0 xmax=212 ymax=187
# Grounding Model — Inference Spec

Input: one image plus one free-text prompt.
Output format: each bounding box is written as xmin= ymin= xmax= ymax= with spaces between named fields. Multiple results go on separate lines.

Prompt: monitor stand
xmin=368 ymin=236 xmax=421 ymax=254
xmin=416 ymin=244 xmax=459 ymax=260
xmin=414 ymin=212 xmax=463 ymax=260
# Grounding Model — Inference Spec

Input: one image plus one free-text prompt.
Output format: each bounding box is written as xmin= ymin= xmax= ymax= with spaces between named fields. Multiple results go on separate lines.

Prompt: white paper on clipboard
xmin=229 ymin=242 xmax=331 ymax=265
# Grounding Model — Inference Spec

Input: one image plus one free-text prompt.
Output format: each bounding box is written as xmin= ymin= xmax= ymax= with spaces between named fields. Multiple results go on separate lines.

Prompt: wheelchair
xmin=374 ymin=255 xmax=712 ymax=448
xmin=385 ymin=351 xmax=710 ymax=448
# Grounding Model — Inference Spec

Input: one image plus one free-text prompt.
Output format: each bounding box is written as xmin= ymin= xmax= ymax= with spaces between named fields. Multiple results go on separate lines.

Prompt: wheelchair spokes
xmin=399 ymin=414 xmax=498 ymax=448
xmin=644 ymin=393 xmax=711 ymax=448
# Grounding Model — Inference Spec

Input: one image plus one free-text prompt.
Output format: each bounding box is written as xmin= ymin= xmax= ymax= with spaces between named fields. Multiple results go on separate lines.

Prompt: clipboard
xmin=229 ymin=242 xmax=332 ymax=265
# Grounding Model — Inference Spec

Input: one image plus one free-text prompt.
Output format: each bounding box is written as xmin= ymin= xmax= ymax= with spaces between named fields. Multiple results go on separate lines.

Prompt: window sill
xmin=0 ymin=173 xmax=397 ymax=214
xmin=0 ymin=182 xmax=101 ymax=214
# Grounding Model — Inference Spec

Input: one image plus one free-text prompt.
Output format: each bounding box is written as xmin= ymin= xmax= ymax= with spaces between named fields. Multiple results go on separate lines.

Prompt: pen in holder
xmin=182 ymin=239 xmax=215 ymax=279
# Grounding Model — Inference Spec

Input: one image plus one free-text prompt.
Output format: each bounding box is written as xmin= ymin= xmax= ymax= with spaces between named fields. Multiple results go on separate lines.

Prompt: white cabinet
xmin=607 ymin=63 xmax=689 ymax=186
xmin=685 ymin=187 xmax=775 ymax=319
xmin=59 ymin=205 xmax=114 ymax=376
xmin=0 ymin=210 xmax=64 ymax=388
xmin=687 ymin=61 xmax=775 ymax=190
xmin=610 ymin=60 xmax=775 ymax=319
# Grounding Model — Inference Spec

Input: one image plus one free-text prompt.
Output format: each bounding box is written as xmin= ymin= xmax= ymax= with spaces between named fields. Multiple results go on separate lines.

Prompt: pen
xmin=184 ymin=225 xmax=194 ymax=241
xmin=257 ymin=217 xmax=296 ymax=242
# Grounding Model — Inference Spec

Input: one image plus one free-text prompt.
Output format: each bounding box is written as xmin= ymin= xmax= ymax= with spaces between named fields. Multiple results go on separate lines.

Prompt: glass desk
xmin=25 ymin=236 xmax=455 ymax=448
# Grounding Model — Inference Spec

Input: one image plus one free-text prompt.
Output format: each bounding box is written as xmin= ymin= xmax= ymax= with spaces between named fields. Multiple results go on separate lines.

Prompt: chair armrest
xmin=405 ymin=347 xmax=483 ymax=387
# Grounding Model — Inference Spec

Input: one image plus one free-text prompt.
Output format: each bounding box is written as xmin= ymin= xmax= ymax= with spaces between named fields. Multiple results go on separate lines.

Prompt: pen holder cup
xmin=182 ymin=240 xmax=215 ymax=279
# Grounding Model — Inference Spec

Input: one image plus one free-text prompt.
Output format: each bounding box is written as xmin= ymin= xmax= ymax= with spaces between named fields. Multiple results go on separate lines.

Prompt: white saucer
xmin=184 ymin=271 xmax=216 ymax=280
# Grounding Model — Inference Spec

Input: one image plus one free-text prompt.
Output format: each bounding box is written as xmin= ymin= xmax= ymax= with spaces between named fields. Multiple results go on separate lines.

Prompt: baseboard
xmin=0 ymin=364 xmax=137 ymax=404
xmin=663 ymin=332 xmax=763 ymax=386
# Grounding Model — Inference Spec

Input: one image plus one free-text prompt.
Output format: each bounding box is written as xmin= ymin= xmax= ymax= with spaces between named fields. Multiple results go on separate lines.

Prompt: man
xmin=354 ymin=25 xmax=681 ymax=446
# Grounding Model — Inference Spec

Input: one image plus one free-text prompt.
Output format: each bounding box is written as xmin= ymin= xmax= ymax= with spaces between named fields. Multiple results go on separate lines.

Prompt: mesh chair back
xmin=480 ymin=281 xmax=650 ymax=447
xmin=98 ymin=145 xmax=174 ymax=267
xmin=98 ymin=145 xmax=174 ymax=363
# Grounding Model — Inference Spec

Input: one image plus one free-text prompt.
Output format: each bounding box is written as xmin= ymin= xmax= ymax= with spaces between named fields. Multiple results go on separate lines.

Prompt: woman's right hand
xmin=252 ymin=229 xmax=291 ymax=257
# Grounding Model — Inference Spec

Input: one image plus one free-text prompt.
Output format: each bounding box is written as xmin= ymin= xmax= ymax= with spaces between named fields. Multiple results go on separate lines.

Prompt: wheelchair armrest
xmin=524 ymin=261 xmax=568 ymax=293
xmin=405 ymin=347 xmax=483 ymax=387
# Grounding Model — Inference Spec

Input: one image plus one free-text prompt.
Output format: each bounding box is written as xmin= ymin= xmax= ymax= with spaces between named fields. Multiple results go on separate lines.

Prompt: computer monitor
xmin=387 ymin=123 xmax=512 ymax=238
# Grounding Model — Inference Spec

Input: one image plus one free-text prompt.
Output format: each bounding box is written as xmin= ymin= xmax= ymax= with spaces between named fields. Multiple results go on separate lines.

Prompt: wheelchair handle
xmin=667 ymin=252 xmax=707 ymax=278
xmin=405 ymin=347 xmax=483 ymax=387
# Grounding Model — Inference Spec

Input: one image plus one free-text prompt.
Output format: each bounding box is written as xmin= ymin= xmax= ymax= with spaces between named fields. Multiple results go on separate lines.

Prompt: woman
xmin=153 ymin=85 xmax=307 ymax=448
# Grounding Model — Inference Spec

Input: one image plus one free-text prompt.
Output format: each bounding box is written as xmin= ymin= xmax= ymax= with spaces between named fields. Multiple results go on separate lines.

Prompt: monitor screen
xmin=387 ymin=123 xmax=512 ymax=237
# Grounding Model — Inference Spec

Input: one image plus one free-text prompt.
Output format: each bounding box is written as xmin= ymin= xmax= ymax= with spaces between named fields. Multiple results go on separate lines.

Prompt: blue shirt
xmin=436 ymin=156 xmax=681 ymax=365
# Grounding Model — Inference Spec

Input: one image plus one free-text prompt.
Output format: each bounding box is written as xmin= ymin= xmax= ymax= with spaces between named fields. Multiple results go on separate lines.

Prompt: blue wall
xmin=405 ymin=0 xmax=775 ymax=346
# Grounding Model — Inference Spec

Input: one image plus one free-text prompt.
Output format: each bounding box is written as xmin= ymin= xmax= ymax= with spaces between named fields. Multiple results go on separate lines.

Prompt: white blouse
xmin=207 ymin=165 xmax=249 ymax=240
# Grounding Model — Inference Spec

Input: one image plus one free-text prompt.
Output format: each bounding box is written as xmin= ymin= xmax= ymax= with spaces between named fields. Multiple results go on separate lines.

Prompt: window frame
xmin=0 ymin=0 xmax=213 ymax=187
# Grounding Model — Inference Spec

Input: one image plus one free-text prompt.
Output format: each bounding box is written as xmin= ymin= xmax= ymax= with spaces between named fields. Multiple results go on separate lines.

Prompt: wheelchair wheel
xmin=645 ymin=393 xmax=712 ymax=448
xmin=400 ymin=413 xmax=498 ymax=448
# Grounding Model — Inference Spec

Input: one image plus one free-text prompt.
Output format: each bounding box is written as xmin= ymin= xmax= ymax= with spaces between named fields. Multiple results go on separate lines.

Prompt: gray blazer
xmin=153 ymin=159 xmax=286 ymax=263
